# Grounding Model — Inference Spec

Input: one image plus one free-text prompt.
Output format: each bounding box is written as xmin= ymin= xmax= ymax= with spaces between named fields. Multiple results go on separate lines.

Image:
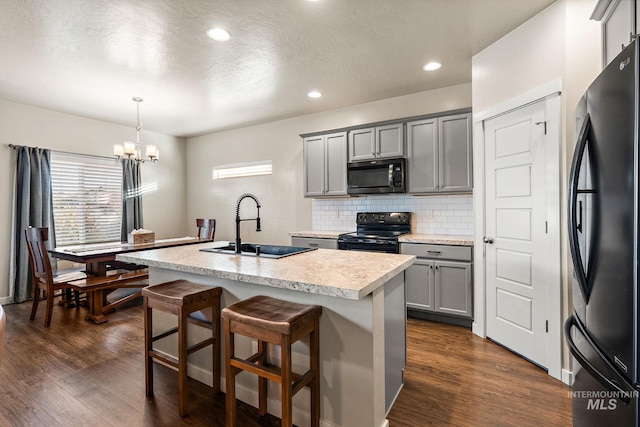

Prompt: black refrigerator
xmin=565 ymin=39 xmax=640 ymax=425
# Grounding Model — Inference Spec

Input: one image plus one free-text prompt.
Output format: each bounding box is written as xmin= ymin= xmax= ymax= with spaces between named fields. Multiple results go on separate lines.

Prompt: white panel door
xmin=484 ymin=99 xmax=548 ymax=368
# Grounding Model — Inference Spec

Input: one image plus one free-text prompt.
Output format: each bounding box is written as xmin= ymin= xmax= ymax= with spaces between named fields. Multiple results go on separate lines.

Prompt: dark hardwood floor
xmin=0 ymin=302 xmax=571 ymax=426
xmin=388 ymin=319 xmax=571 ymax=427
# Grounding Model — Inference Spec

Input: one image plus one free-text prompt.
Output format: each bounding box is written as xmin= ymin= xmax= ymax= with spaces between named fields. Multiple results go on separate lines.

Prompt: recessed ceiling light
xmin=423 ymin=62 xmax=442 ymax=71
xmin=307 ymin=91 xmax=322 ymax=98
xmin=207 ymin=28 xmax=231 ymax=41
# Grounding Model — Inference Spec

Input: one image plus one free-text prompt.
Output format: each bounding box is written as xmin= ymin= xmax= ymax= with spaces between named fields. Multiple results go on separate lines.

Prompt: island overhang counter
xmin=116 ymin=242 xmax=415 ymax=427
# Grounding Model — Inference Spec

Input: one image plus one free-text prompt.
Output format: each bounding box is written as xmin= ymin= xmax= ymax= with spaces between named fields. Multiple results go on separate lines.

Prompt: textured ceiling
xmin=0 ymin=0 xmax=556 ymax=138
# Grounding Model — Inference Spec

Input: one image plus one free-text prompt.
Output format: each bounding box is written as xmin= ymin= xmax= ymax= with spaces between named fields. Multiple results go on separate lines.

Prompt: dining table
xmin=49 ymin=236 xmax=213 ymax=323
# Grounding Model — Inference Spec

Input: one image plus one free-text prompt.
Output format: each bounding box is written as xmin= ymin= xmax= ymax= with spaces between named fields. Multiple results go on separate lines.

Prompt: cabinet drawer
xmin=291 ymin=237 xmax=338 ymax=250
xmin=401 ymin=243 xmax=471 ymax=261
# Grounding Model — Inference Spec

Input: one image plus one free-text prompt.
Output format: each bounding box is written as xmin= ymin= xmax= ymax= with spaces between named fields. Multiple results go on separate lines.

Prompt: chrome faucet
xmin=235 ymin=193 xmax=261 ymax=253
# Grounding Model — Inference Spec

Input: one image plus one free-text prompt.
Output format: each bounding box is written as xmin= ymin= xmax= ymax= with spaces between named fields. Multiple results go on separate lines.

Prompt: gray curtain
xmin=121 ymin=158 xmax=144 ymax=242
xmin=12 ymin=146 xmax=55 ymax=303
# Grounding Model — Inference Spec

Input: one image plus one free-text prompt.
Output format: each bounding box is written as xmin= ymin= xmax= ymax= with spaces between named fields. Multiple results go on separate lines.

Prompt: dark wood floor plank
xmin=0 ymin=302 xmax=571 ymax=427
xmin=387 ymin=319 xmax=571 ymax=427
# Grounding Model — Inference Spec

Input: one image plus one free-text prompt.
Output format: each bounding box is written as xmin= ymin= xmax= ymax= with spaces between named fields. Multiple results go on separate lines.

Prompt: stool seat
xmin=222 ymin=295 xmax=321 ymax=335
xmin=222 ymin=295 xmax=322 ymax=427
xmin=143 ymin=279 xmax=222 ymax=417
xmin=142 ymin=280 xmax=222 ymax=306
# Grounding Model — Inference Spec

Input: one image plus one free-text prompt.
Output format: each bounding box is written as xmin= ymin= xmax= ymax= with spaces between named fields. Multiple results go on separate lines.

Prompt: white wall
xmin=471 ymin=0 xmax=601 ymax=375
xmin=186 ymin=83 xmax=472 ymax=245
xmin=472 ymin=3 xmax=566 ymax=112
xmin=0 ymin=99 xmax=187 ymax=302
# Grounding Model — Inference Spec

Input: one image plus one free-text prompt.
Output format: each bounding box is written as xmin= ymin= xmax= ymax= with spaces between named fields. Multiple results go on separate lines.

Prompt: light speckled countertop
xmin=116 ymin=242 xmax=415 ymax=300
xmin=290 ymin=231 xmax=473 ymax=246
xmin=290 ymin=230 xmax=344 ymax=239
xmin=399 ymin=234 xmax=473 ymax=246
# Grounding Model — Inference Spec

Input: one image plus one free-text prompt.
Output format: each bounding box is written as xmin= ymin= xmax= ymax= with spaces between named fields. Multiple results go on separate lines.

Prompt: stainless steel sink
xmin=201 ymin=243 xmax=317 ymax=259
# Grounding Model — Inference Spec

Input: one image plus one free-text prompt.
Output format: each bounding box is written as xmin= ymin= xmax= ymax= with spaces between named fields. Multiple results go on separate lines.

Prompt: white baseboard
xmin=0 ymin=297 xmax=13 ymax=305
xmin=562 ymin=368 xmax=573 ymax=386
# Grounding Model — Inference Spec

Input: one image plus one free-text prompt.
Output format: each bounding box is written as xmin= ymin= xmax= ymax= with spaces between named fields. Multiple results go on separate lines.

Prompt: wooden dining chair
xmin=196 ymin=218 xmax=216 ymax=240
xmin=24 ymin=227 xmax=87 ymax=327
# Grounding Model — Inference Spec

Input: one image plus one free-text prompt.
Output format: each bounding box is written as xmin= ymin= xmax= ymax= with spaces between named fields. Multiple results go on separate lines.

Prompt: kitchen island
xmin=116 ymin=242 xmax=415 ymax=427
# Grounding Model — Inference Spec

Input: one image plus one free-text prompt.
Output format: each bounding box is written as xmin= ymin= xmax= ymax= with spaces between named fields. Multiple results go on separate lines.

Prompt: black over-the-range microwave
xmin=346 ymin=157 xmax=406 ymax=195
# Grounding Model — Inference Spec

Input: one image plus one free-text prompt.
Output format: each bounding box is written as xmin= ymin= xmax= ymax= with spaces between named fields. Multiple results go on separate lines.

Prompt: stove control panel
xmin=356 ymin=212 xmax=411 ymax=225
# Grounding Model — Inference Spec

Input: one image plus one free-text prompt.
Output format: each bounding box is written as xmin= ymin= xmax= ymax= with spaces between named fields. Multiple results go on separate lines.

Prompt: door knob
xmin=483 ymin=237 xmax=494 ymax=244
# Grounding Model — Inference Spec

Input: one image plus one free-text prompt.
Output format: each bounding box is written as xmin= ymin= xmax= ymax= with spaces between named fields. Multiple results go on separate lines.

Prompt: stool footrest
xmin=188 ymin=337 xmax=215 ymax=355
xmin=152 ymin=326 xmax=179 ymax=342
xmin=292 ymin=370 xmax=315 ymax=395
xmin=149 ymin=349 xmax=179 ymax=369
xmin=229 ymin=356 xmax=311 ymax=391
xmin=188 ymin=316 xmax=214 ymax=329
xmin=230 ymin=357 xmax=283 ymax=383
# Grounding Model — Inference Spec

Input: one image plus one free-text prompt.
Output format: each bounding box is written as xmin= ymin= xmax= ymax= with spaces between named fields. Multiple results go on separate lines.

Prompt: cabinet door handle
xmin=309 ymin=243 xmax=318 ymax=247
xmin=483 ymin=237 xmax=495 ymax=244
xmin=427 ymin=250 xmax=442 ymax=254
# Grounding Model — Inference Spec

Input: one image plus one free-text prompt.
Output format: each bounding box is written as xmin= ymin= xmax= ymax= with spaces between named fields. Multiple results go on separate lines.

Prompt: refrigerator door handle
xmin=565 ymin=314 xmax=634 ymax=404
xmin=568 ymin=113 xmax=592 ymax=302
xmin=577 ymin=200 xmax=583 ymax=233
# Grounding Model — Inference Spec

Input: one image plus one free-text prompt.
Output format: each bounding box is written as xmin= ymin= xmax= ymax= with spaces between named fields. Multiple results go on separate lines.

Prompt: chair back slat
xmin=196 ymin=218 xmax=216 ymax=240
xmin=24 ymin=227 xmax=54 ymax=283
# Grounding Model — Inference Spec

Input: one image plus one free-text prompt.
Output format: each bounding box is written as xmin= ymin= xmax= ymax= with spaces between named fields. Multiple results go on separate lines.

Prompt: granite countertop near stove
xmin=399 ymin=234 xmax=473 ymax=246
xmin=116 ymin=241 xmax=415 ymax=300
xmin=290 ymin=230 xmax=345 ymax=239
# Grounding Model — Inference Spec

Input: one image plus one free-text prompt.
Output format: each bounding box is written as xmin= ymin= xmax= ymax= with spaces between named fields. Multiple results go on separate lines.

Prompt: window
xmin=51 ymin=153 xmax=122 ymax=246
xmin=212 ymin=160 xmax=272 ymax=180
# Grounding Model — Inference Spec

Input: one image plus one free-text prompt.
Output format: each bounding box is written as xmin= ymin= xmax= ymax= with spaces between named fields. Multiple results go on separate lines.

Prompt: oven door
xmin=337 ymin=239 xmax=399 ymax=253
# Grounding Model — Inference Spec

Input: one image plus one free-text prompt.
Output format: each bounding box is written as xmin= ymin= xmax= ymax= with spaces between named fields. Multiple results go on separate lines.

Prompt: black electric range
xmin=337 ymin=212 xmax=411 ymax=253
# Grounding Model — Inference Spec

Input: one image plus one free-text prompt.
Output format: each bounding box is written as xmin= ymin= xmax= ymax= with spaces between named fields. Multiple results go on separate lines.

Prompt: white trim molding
xmin=472 ymin=81 xmax=563 ymax=382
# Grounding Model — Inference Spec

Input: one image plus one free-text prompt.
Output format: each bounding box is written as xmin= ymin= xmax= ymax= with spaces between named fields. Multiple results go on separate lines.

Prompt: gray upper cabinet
xmin=592 ymin=0 xmax=636 ymax=68
xmin=407 ymin=113 xmax=472 ymax=194
xmin=348 ymin=123 xmax=404 ymax=162
xmin=303 ymin=132 xmax=347 ymax=197
xmin=407 ymin=118 xmax=438 ymax=193
xmin=439 ymin=113 xmax=473 ymax=192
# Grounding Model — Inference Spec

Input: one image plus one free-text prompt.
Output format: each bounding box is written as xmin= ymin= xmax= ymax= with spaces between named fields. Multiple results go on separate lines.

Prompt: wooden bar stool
xmin=222 ymin=295 xmax=322 ymax=427
xmin=142 ymin=280 xmax=222 ymax=417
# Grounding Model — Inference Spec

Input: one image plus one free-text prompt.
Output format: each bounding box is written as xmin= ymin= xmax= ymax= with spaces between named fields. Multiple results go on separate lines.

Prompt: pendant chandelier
xmin=113 ymin=97 xmax=158 ymax=163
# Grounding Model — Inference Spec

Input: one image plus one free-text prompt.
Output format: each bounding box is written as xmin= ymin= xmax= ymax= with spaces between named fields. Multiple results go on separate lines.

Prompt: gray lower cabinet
xmin=401 ymin=243 xmax=473 ymax=322
xmin=291 ymin=236 xmax=338 ymax=250
xmin=348 ymin=123 xmax=404 ymax=162
xmin=405 ymin=259 xmax=435 ymax=311
xmin=407 ymin=112 xmax=472 ymax=193
xmin=303 ymin=132 xmax=347 ymax=197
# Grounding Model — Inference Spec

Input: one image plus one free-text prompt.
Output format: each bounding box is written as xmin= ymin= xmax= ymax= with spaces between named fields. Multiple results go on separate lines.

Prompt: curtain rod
xmin=7 ymin=143 xmax=117 ymax=161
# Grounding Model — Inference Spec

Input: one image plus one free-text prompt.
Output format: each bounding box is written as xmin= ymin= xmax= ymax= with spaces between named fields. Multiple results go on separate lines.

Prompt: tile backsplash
xmin=312 ymin=194 xmax=474 ymax=235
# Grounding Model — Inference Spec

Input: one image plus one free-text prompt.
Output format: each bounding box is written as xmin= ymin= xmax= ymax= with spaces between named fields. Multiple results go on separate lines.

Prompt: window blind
xmin=51 ymin=153 xmax=122 ymax=246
